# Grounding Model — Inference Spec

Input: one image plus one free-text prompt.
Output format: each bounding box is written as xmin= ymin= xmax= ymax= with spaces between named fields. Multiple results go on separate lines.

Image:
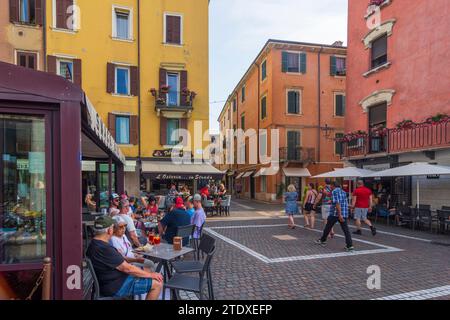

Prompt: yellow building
xmin=41 ymin=0 xmax=210 ymax=195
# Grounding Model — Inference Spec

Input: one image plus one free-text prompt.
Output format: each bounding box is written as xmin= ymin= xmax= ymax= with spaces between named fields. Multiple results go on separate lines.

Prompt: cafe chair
xmin=202 ymin=196 xmax=217 ymax=217
xmin=192 ymin=222 xmax=205 ymax=260
xmin=164 ymin=234 xmax=216 ymax=300
xmin=84 ymin=258 xmax=131 ymax=300
xmin=416 ymin=208 xmax=435 ymax=232
xmin=176 ymin=224 xmax=196 ymax=247
xmin=441 ymin=206 xmax=450 ymax=211
xmin=436 ymin=210 xmax=450 ymax=234
xmin=220 ymin=195 xmax=232 ymax=217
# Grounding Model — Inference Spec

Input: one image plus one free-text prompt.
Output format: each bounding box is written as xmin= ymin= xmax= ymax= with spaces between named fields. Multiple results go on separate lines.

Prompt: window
xmin=261 ymin=96 xmax=267 ymax=120
xmin=261 ymin=176 xmax=267 ymax=193
xmin=282 ymin=51 xmax=306 ymax=73
xmin=371 ymin=34 xmax=388 ymax=69
xmin=241 ymin=115 xmax=245 ymax=131
xmin=287 ymin=90 xmax=301 ymax=114
xmin=261 ymin=60 xmax=267 ymax=81
xmin=335 ymin=93 xmax=346 ymax=117
xmin=54 ymin=0 xmax=74 ymax=30
xmin=330 ymin=56 xmax=346 ymax=76
xmin=57 ymin=59 xmax=73 ymax=82
xmin=167 ymin=119 xmax=180 ymax=145
xmin=165 ymin=14 xmax=182 ymax=45
xmin=17 ymin=51 xmax=37 ymax=70
xmin=19 ymin=0 xmax=36 ymax=24
xmin=259 ymin=131 xmax=267 ymax=156
xmin=335 ymin=133 xmax=344 ymax=155
xmin=115 ymin=116 xmax=130 ymax=144
xmin=241 ymin=86 xmax=246 ymax=103
xmin=167 ymin=72 xmax=180 ymax=106
xmin=114 ymin=9 xmax=131 ymax=40
xmin=1 ymin=114 xmax=46 ymax=264
xmin=115 ymin=67 xmax=130 ymax=95
xmin=232 ymin=99 xmax=237 ymax=112
xmin=287 ymin=131 xmax=300 ymax=160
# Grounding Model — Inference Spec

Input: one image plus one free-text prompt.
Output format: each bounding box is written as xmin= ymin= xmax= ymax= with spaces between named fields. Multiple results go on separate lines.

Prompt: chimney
xmin=331 ymin=41 xmax=344 ymax=47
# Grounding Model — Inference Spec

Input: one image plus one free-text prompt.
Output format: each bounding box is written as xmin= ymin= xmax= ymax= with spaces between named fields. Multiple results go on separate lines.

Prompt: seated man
xmin=86 ymin=216 xmax=163 ymax=300
xmin=110 ymin=216 xmax=156 ymax=271
xmin=158 ymin=197 xmax=191 ymax=245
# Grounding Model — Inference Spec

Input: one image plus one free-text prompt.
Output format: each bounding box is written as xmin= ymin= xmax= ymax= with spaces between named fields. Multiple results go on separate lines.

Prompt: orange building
xmin=344 ymin=0 xmax=450 ymax=209
xmin=218 ymin=39 xmax=347 ymax=202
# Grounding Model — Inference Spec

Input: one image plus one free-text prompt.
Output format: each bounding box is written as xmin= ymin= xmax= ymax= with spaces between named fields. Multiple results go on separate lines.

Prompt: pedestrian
xmin=303 ymin=183 xmax=318 ymax=229
xmin=351 ymin=180 xmax=377 ymax=236
xmin=314 ymin=178 xmax=335 ymax=238
xmin=235 ymin=181 xmax=242 ymax=199
xmin=315 ymin=181 xmax=354 ymax=252
xmin=284 ymin=184 xmax=299 ymax=229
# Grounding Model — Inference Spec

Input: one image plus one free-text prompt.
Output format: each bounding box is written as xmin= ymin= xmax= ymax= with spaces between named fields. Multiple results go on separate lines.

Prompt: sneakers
xmin=345 ymin=246 xmax=355 ymax=252
xmin=353 ymin=229 xmax=362 ymax=235
xmin=371 ymin=226 xmax=377 ymax=236
xmin=315 ymin=239 xmax=327 ymax=246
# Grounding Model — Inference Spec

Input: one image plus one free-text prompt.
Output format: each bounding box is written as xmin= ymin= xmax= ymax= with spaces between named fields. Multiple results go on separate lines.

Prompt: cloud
xmin=209 ymin=0 xmax=348 ymax=130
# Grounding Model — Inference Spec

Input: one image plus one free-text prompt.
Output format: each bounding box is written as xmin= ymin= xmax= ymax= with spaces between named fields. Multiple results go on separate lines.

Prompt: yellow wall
xmin=45 ymin=0 xmax=209 ymax=159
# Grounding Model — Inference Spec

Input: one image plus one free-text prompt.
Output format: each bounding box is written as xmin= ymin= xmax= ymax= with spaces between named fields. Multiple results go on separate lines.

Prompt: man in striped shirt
xmin=316 ymin=181 xmax=354 ymax=251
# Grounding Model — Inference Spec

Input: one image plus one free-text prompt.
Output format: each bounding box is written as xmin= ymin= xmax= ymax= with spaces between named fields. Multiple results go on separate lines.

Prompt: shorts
xmin=304 ymin=203 xmax=315 ymax=213
xmin=354 ymin=208 xmax=369 ymax=220
xmin=321 ymin=205 xmax=332 ymax=220
xmin=114 ymin=275 xmax=153 ymax=298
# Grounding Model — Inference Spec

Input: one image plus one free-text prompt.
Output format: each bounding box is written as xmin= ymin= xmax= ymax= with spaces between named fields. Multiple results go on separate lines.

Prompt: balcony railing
xmin=150 ymin=89 xmax=196 ymax=110
xmin=279 ymin=147 xmax=315 ymax=163
xmin=343 ymin=119 xmax=450 ymax=158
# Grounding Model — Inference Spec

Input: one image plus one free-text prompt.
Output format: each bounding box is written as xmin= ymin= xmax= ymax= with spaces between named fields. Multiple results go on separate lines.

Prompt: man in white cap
xmin=110 ymin=216 xmax=156 ymax=271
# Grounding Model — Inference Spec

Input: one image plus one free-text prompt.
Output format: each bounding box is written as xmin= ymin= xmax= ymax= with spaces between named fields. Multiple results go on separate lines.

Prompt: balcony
xmin=343 ymin=118 xmax=450 ymax=159
xmin=279 ymin=147 xmax=315 ymax=163
xmin=150 ymin=88 xmax=195 ymax=117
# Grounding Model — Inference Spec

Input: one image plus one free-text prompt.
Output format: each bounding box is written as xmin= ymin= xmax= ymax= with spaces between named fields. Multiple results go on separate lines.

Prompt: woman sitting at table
xmin=200 ymin=184 xmax=210 ymax=199
xmin=215 ymin=184 xmax=227 ymax=206
xmin=145 ymin=196 xmax=159 ymax=217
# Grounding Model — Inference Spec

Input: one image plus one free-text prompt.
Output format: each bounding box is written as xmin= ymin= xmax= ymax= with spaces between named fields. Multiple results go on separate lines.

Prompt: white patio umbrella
xmin=312 ymin=167 xmax=375 ymax=178
xmin=365 ymin=162 xmax=450 ymax=208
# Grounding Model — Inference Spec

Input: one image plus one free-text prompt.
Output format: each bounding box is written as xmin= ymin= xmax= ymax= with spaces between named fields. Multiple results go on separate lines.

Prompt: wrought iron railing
xmin=150 ymin=89 xmax=196 ymax=109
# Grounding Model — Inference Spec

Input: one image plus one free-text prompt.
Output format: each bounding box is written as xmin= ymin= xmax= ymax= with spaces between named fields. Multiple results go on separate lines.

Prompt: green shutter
xmin=342 ymin=95 xmax=346 ymax=116
xmin=262 ymin=61 xmax=267 ymax=80
xmin=335 ymin=94 xmax=345 ymax=116
xmin=330 ymin=56 xmax=337 ymax=75
xmin=288 ymin=91 xmax=299 ymax=114
xmin=335 ymin=133 xmax=344 ymax=155
xmin=261 ymin=97 xmax=267 ymax=119
xmin=282 ymin=51 xmax=288 ymax=73
xmin=300 ymin=53 xmax=307 ymax=74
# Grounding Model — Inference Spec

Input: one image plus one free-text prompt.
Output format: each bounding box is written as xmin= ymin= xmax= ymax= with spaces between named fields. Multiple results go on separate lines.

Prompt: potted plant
xmin=425 ymin=113 xmax=449 ymax=125
xmin=369 ymin=0 xmax=385 ymax=6
xmin=181 ymin=88 xmax=190 ymax=96
xmin=160 ymin=85 xmax=170 ymax=94
xmin=371 ymin=124 xmax=388 ymax=137
xmin=396 ymin=119 xmax=415 ymax=130
xmin=156 ymin=97 xmax=166 ymax=105
xmin=149 ymin=88 xmax=157 ymax=97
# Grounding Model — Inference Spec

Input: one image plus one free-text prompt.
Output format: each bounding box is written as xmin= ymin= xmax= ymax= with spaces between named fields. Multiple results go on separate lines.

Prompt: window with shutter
xmin=287 ymin=90 xmax=300 ymax=114
xmin=287 ymin=131 xmax=300 ymax=160
xmin=17 ymin=51 xmax=37 ymax=70
xmin=130 ymin=66 xmax=139 ymax=96
xmin=165 ymin=14 xmax=182 ymax=45
xmin=115 ymin=115 xmax=130 ymax=144
xmin=160 ymin=117 xmax=167 ymax=146
xmin=108 ymin=113 xmax=116 ymax=139
xmin=330 ymin=56 xmax=337 ymax=75
xmin=241 ymin=115 xmax=245 ymax=131
xmin=55 ymin=0 xmax=74 ymax=29
xmin=166 ymin=119 xmax=180 ymax=145
xmin=335 ymin=133 xmax=344 ymax=155
xmin=335 ymin=94 xmax=345 ymax=117
xmin=300 ymin=53 xmax=307 ymax=74
xmin=47 ymin=55 xmax=57 ymax=74
xmin=129 ymin=115 xmax=139 ymax=145
xmin=114 ymin=9 xmax=131 ymax=40
xmin=232 ymin=99 xmax=236 ymax=112
xmin=115 ymin=66 xmax=130 ymax=95
xmin=261 ymin=96 xmax=267 ymax=120
xmin=180 ymin=70 xmax=188 ymax=106
xmin=371 ymin=34 xmax=388 ymax=69
xmin=57 ymin=58 xmax=74 ymax=82
xmin=73 ymin=59 xmax=82 ymax=87
xmin=16 ymin=0 xmax=36 ymax=24
xmin=261 ymin=60 xmax=267 ymax=81
xmin=107 ymin=63 xmax=115 ymax=93
xmin=10 ymin=0 xmax=19 ymax=23
xmin=241 ymin=86 xmax=246 ymax=103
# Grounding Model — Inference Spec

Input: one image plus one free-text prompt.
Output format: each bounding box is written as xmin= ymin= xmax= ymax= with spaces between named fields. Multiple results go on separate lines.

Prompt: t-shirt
xmin=109 ymin=207 xmax=120 ymax=216
xmin=160 ymin=208 xmax=191 ymax=244
xmin=110 ymin=235 xmax=134 ymax=259
xmin=353 ymin=186 xmax=372 ymax=209
xmin=86 ymin=239 xmax=128 ymax=297
xmin=187 ymin=208 xmax=195 ymax=220
xmin=322 ymin=185 xmax=333 ymax=205
xmin=191 ymin=208 xmax=206 ymax=239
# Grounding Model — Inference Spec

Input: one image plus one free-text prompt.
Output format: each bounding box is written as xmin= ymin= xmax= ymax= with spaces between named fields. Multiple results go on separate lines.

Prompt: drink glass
xmin=154 ymin=235 xmax=161 ymax=245
xmin=148 ymin=232 xmax=155 ymax=245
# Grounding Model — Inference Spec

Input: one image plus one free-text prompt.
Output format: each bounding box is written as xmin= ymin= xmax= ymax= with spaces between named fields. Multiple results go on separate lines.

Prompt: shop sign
xmin=153 ymin=149 xmax=192 ymax=158
xmin=154 ymin=173 xmax=215 ymax=181
xmin=16 ymin=159 xmax=29 ymax=170
xmin=84 ymin=96 xmax=126 ymax=164
xmin=427 ymin=175 xmax=440 ymax=179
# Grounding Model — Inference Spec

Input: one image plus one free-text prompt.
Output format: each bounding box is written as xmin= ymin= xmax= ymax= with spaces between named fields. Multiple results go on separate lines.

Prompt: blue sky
xmin=208 ymin=0 xmax=348 ymax=132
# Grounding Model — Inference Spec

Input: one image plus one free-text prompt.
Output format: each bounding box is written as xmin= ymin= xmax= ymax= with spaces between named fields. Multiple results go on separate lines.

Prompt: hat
xmin=175 ymin=197 xmax=184 ymax=208
xmin=94 ymin=216 xmax=115 ymax=230
xmin=193 ymin=194 xmax=202 ymax=201
xmin=112 ymin=215 xmax=127 ymax=227
xmin=110 ymin=193 xmax=120 ymax=201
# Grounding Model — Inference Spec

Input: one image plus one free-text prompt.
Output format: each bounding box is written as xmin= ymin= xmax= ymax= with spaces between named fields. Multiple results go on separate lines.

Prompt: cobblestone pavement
xmin=184 ymin=199 xmax=450 ymax=300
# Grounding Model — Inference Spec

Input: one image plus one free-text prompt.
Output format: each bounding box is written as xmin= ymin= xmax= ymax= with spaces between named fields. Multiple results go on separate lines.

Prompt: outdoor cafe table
xmin=133 ymin=243 xmax=194 ymax=282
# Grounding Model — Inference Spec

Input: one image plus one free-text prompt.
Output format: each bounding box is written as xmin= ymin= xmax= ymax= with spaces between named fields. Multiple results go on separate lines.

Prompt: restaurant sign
xmin=84 ymin=95 xmax=126 ymax=164
xmin=153 ymin=149 xmax=193 ymax=158
xmin=152 ymin=173 xmax=216 ymax=181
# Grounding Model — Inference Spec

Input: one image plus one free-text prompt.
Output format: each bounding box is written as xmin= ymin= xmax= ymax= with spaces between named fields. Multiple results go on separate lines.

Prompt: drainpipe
xmin=255 ymin=62 xmax=260 ymax=164
xmin=137 ymin=0 xmax=142 ymax=178
xmin=43 ymin=0 xmax=47 ymax=70
xmin=317 ymin=46 xmax=324 ymax=164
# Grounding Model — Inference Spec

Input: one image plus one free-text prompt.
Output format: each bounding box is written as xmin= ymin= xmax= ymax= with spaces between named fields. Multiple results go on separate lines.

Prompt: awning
xmin=282 ymin=168 xmax=311 ymax=177
xmin=254 ymin=167 xmax=280 ymax=177
xmin=142 ymin=161 xmax=224 ymax=180
xmin=236 ymin=172 xmax=245 ymax=179
xmin=242 ymin=171 xmax=254 ymax=178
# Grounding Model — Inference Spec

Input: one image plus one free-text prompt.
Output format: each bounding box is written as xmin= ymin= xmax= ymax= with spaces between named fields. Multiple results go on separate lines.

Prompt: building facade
xmin=1 ymin=0 xmax=210 ymax=197
xmin=344 ymin=0 xmax=450 ymax=208
xmin=218 ymin=40 xmax=347 ymax=202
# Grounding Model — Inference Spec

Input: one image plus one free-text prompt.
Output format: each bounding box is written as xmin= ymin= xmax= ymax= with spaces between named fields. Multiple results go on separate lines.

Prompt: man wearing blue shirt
xmin=316 ymin=181 xmax=354 ymax=251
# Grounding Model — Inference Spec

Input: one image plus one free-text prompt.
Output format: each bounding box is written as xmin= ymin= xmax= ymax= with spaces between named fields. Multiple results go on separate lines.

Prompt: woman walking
xmin=303 ymin=183 xmax=318 ymax=229
xmin=285 ymin=184 xmax=300 ymax=229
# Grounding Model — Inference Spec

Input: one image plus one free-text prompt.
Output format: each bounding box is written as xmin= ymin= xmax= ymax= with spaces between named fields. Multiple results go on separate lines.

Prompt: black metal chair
xmin=397 ymin=206 xmax=415 ymax=229
xmin=166 ymin=234 xmax=216 ymax=300
xmin=191 ymin=222 xmax=205 ymax=260
xmin=441 ymin=206 xmax=450 ymax=211
xmin=417 ymin=204 xmax=432 ymax=211
xmin=416 ymin=208 xmax=434 ymax=232
xmin=176 ymin=224 xmax=195 ymax=247
xmin=436 ymin=210 xmax=450 ymax=234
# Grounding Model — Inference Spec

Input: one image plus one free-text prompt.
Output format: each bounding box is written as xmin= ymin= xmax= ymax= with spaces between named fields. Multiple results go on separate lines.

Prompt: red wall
xmin=346 ymin=0 xmax=450 ymax=132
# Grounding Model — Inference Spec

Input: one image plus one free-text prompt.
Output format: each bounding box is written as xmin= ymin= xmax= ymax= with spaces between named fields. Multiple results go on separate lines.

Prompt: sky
xmin=208 ymin=0 xmax=348 ymax=133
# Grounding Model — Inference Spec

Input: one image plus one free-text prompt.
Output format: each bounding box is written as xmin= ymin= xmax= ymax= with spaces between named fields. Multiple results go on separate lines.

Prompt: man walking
xmin=316 ymin=181 xmax=354 ymax=252
xmin=314 ymin=178 xmax=335 ymax=238
xmin=352 ymin=180 xmax=377 ymax=236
